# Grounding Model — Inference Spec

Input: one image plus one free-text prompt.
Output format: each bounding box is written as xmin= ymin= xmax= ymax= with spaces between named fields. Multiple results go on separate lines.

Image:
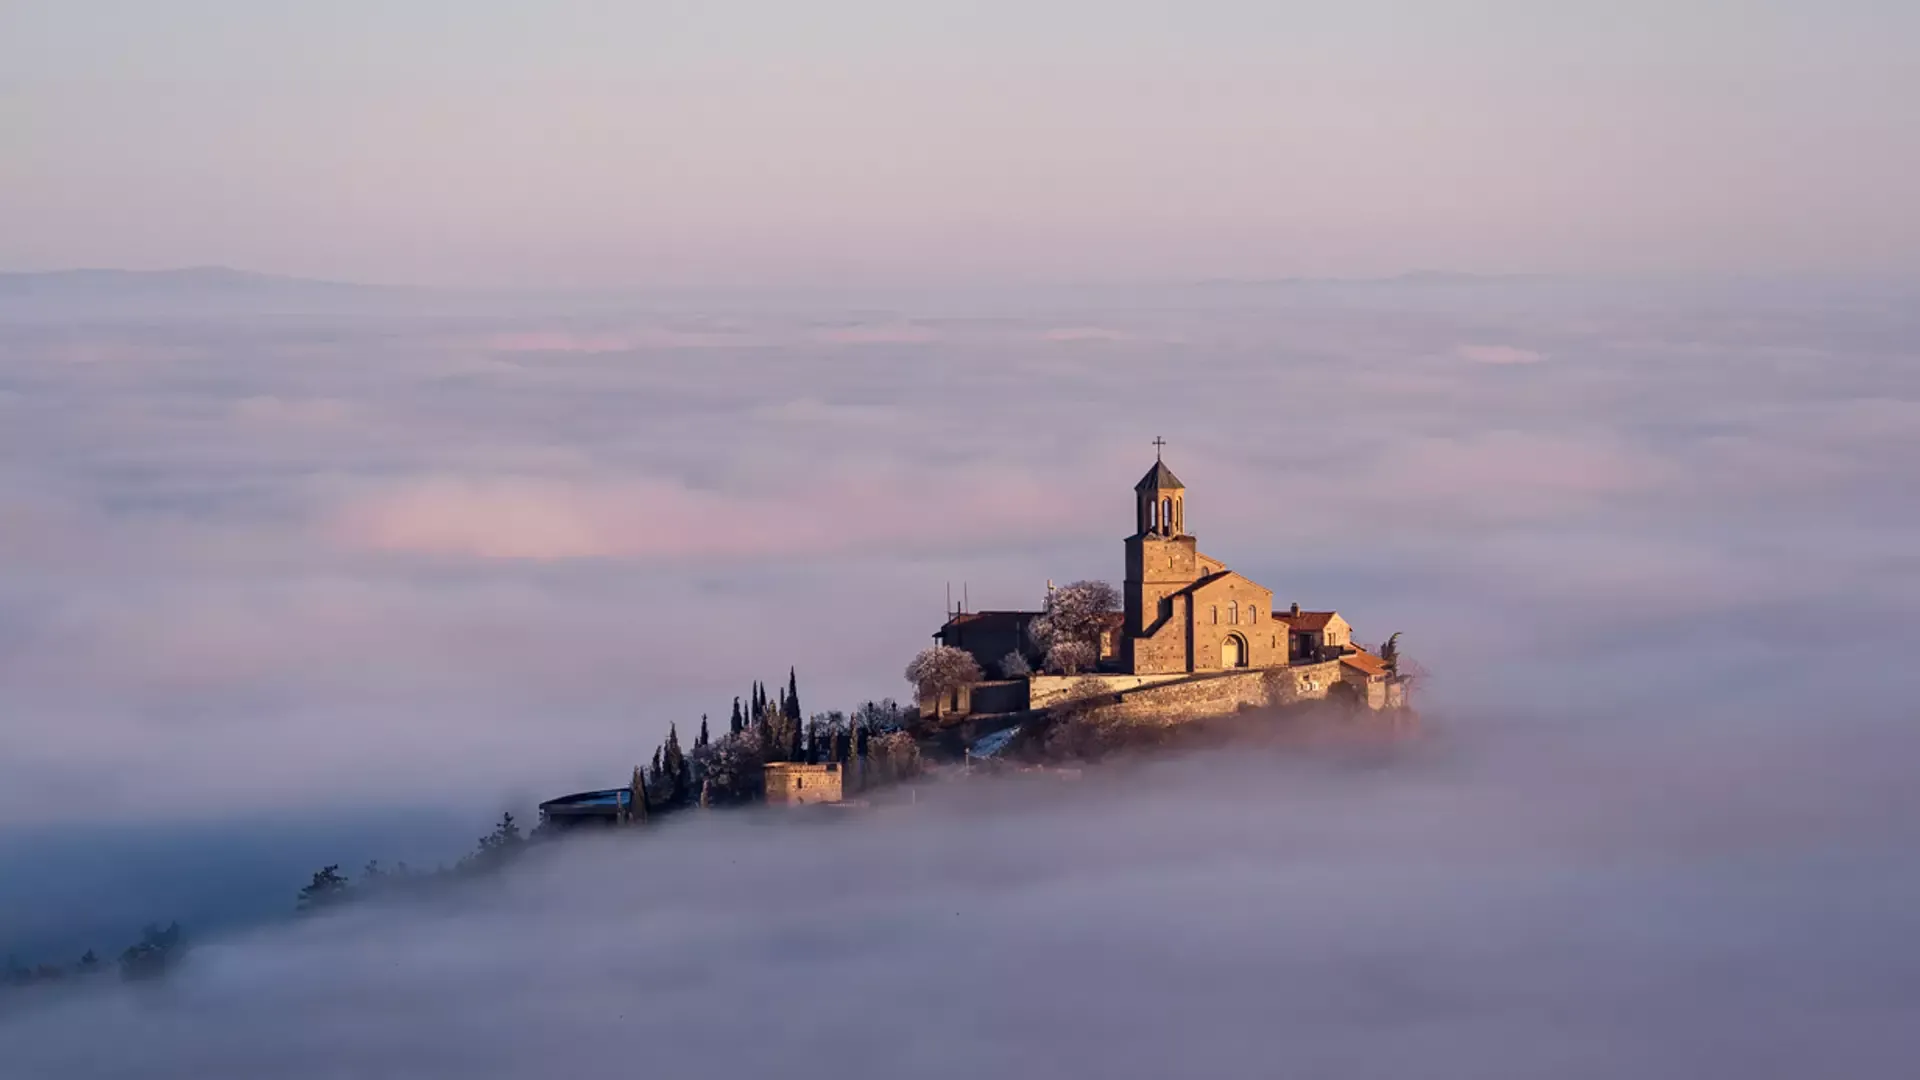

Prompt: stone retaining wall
xmin=1028 ymin=673 xmax=1188 ymax=708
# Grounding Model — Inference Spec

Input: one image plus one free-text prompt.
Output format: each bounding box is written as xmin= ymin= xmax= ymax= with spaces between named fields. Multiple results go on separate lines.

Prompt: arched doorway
xmin=1222 ymin=633 xmax=1248 ymax=668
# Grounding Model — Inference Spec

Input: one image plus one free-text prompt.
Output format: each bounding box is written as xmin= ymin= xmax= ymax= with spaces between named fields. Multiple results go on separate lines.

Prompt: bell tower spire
xmin=1134 ymin=439 xmax=1185 ymax=538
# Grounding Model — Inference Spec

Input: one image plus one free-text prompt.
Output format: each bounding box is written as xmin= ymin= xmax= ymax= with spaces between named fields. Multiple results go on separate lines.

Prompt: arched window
xmin=1228 ymin=601 xmax=1239 ymax=625
xmin=1162 ymin=497 xmax=1173 ymax=533
xmin=1248 ymin=606 xmax=1257 ymax=625
xmin=1210 ymin=605 xmax=1218 ymax=624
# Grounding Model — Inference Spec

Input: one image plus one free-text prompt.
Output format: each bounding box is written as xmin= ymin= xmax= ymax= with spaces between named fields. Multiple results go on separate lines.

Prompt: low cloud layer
xmin=6 ymin=728 xmax=1919 ymax=1078
xmin=1 ymin=276 xmax=1917 ymax=982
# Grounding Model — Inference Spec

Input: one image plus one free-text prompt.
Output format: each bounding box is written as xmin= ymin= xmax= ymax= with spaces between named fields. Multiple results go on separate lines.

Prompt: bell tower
xmin=1123 ymin=439 xmax=1200 ymax=673
xmin=1134 ymin=437 xmax=1185 ymax=538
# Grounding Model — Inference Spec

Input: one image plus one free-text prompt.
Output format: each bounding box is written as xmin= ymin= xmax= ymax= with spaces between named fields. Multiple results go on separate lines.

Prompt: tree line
xmin=5 ymin=921 xmax=189 ymax=992
xmin=628 ymin=667 xmax=923 ymax=811
xmin=293 ymin=668 xmax=923 ymax=913
xmin=5 ymin=668 xmax=930 ymax=997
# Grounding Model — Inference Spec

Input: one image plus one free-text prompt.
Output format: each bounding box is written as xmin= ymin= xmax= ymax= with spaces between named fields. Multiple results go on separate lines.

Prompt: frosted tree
xmin=1029 ymin=580 xmax=1117 ymax=673
xmin=692 ymin=729 xmax=766 ymax=803
xmin=905 ymin=645 xmax=983 ymax=701
xmin=871 ymin=730 xmax=923 ymax=781
xmin=1042 ymin=639 xmax=1098 ymax=676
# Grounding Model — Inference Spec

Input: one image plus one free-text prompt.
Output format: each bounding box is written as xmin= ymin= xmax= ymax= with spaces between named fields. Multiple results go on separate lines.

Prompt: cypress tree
xmin=785 ymin=667 xmax=801 ymax=722
xmin=698 ymin=715 xmax=710 ymax=748
xmin=730 ymin=697 xmax=744 ymax=735
xmin=651 ymin=746 xmax=663 ymax=781
xmin=663 ymin=723 xmax=686 ymax=805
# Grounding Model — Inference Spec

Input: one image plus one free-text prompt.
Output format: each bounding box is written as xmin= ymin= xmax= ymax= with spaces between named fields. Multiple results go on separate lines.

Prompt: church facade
xmin=930 ymin=452 xmax=1401 ymax=718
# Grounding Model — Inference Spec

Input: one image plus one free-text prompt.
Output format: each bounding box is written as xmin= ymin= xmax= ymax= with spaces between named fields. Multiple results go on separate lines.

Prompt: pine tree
xmin=730 ymin=697 xmax=744 ymax=735
xmin=297 ymin=866 xmax=352 ymax=912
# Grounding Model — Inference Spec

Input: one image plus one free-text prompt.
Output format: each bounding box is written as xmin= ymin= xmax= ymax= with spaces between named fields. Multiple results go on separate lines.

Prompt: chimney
xmin=1290 ymin=602 xmax=1300 ymax=617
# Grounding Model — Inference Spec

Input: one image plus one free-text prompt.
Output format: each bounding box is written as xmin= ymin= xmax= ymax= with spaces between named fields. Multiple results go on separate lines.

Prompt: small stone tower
xmin=1123 ymin=446 xmax=1201 ymax=674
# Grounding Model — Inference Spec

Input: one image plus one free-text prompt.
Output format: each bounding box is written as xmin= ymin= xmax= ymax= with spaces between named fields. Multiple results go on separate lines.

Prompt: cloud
xmin=4 ymin=734 xmax=1919 ymax=1078
xmin=483 ymin=328 xmax=762 ymax=351
xmin=231 ymin=396 xmax=352 ymax=425
xmin=812 ymin=322 xmax=938 ymax=344
xmin=326 ymin=465 xmax=1097 ymax=562
xmin=1454 ymin=343 xmax=1545 ymax=365
xmin=3 ymin=278 xmax=1918 ymax=967
xmin=1042 ymin=326 xmax=1131 ymax=342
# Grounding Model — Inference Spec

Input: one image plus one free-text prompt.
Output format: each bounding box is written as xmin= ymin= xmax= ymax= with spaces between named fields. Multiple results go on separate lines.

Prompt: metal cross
xmin=1152 ymin=436 xmax=1167 ymax=460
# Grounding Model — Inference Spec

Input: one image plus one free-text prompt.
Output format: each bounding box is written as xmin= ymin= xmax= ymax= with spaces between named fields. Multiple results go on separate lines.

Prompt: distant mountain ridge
xmin=1192 ymin=270 xmax=1551 ymax=288
xmin=0 ymin=266 xmax=409 ymax=297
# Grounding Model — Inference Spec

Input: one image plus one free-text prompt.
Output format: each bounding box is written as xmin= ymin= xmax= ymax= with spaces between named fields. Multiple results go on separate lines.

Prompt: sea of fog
xmin=2 ymin=275 xmax=1917 ymax=1074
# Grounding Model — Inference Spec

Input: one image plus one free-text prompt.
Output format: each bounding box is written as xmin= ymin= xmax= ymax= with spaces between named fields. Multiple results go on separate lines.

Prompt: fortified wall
xmin=1063 ymin=659 xmax=1350 ymax=725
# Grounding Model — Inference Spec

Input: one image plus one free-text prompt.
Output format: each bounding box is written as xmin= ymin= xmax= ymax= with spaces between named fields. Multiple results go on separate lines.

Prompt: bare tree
xmin=853 ymin=698 xmax=910 ymax=734
xmin=1029 ymin=580 xmax=1121 ymax=664
xmin=905 ymin=645 xmax=983 ymax=699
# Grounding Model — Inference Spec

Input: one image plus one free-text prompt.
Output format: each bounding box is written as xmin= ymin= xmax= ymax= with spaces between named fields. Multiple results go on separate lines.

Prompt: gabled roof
xmin=1274 ymin=610 xmax=1341 ymax=631
xmin=1134 ymin=459 xmax=1184 ymax=491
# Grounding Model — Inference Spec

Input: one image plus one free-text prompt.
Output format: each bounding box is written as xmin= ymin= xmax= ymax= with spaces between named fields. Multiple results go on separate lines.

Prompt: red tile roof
xmin=1274 ymin=610 xmax=1340 ymax=631
xmin=1341 ymin=650 xmax=1389 ymax=678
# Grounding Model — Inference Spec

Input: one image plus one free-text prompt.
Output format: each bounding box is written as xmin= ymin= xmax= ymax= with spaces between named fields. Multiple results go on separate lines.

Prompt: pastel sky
xmin=4 ymin=1 xmax=1916 ymax=285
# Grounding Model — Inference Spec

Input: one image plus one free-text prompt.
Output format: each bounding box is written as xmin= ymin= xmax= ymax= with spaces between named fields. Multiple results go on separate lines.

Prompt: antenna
xmin=963 ymin=582 xmax=969 ymax=613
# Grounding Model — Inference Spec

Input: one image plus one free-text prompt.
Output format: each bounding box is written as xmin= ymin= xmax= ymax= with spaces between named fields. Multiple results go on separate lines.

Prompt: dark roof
xmin=941 ymin=610 xmax=1041 ymax=627
xmin=538 ymin=788 xmax=633 ymax=813
xmin=936 ymin=608 xmax=1123 ymax=637
xmin=1274 ymin=610 xmax=1341 ymax=631
xmin=1134 ymin=459 xmax=1185 ymax=491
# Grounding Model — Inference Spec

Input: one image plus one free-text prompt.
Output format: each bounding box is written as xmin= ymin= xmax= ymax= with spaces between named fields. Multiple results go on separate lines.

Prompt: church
xmin=930 ymin=449 xmax=1403 ymax=719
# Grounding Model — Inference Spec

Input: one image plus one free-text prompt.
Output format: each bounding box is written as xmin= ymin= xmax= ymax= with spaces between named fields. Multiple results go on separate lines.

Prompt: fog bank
xmin=7 ymin=724 xmax=1919 ymax=1079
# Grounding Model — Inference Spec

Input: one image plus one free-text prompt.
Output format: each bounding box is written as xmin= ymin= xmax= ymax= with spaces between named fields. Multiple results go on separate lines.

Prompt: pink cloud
xmin=812 ymin=323 xmax=938 ymax=345
xmin=330 ymin=466 xmax=1094 ymax=561
xmin=1455 ymin=343 xmax=1546 ymax=365
xmin=483 ymin=328 xmax=761 ymax=352
xmin=1042 ymin=326 xmax=1131 ymax=342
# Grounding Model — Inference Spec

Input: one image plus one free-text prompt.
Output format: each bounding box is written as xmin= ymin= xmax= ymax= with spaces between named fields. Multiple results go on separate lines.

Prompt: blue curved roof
xmin=539 ymin=788 xmax=632 ymax=809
